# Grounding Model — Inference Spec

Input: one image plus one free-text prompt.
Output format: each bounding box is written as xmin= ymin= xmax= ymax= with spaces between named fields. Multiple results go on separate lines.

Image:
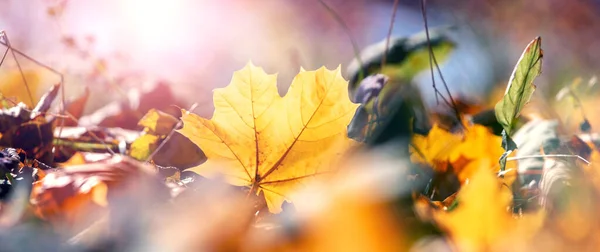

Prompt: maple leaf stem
xmin=247 ymin=180 xmax=259 ymax=199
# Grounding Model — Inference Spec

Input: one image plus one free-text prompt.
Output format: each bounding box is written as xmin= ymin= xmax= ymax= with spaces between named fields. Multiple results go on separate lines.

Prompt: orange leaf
xmin=434 ymin=159 xmax=544 ymax=251
xmin=411 ymin=123 xmax=507 ymax=182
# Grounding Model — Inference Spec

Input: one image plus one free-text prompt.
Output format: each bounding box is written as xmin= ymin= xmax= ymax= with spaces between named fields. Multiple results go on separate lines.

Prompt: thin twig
xmin=0 ymin=46 xmax=9 ymax=67
xmin=431 ymin=53 xmax=464 ymax=128
xmin=0 ymin=32 xmax=35 ymax=106
xmin=1 ymin=31 xmax=69 ymax=151
xmin=0 ymin=36 xmax=63 ymax=76
xmin=419 ymin=0 xmax=440 ymax=104
xmin=381 ymin=0 xmax=400 ymax=68
xmin=419 ymin=0 xmax=463 ymax=128
xmin=316 ymin=0 xmax=364 ymax=79
xmin=507 ymin=154 xmax=590 ymax=165
xmin=145 ymin=103 xmax=198 ymax=163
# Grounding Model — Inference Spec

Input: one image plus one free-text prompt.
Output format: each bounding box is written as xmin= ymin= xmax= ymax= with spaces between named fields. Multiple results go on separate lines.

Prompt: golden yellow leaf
xmin=178 ymin=62 xmax=359 ymax=213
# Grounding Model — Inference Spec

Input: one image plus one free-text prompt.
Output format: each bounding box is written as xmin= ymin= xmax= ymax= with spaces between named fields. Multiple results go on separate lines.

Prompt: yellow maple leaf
xmin=178 ymin=62 xmax=359 ymax=213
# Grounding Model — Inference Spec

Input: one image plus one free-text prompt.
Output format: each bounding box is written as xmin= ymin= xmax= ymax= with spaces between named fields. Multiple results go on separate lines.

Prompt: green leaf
xmin=494 ymin=37 xmax=543 ymax=136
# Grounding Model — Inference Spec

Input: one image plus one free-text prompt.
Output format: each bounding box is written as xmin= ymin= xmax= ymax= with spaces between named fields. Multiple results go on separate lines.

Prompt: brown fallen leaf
xmin=30 ymin=155 xmax=167 ymax=235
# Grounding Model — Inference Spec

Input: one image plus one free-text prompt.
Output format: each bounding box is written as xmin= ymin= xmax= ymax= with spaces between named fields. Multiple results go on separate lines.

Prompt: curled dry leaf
xmin=179 ymin=62 xmax=359 ymax=213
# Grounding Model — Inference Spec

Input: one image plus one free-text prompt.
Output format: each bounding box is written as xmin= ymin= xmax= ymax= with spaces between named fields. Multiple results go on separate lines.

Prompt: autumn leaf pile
xmin=1 ymin=31 xmax=600 ymax=252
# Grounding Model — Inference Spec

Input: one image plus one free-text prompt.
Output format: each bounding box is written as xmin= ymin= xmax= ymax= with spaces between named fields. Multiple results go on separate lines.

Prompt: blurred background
xmin=0 ymin=0 xmax=599 ymax=117
xmin=2 ymin=1 xmax=600 ymax=251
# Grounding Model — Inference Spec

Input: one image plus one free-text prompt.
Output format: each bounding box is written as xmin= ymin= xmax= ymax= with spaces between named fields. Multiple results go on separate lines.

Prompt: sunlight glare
xmin=122 ymin=0 xmax=186 ymax=50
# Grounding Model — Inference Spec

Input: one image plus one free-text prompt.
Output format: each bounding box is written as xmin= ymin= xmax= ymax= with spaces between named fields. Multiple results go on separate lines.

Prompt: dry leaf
xmin=30 ymin=155 xmax=166 ymax=234
xmin=178 ymin=62 xmax=359 ymax=213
